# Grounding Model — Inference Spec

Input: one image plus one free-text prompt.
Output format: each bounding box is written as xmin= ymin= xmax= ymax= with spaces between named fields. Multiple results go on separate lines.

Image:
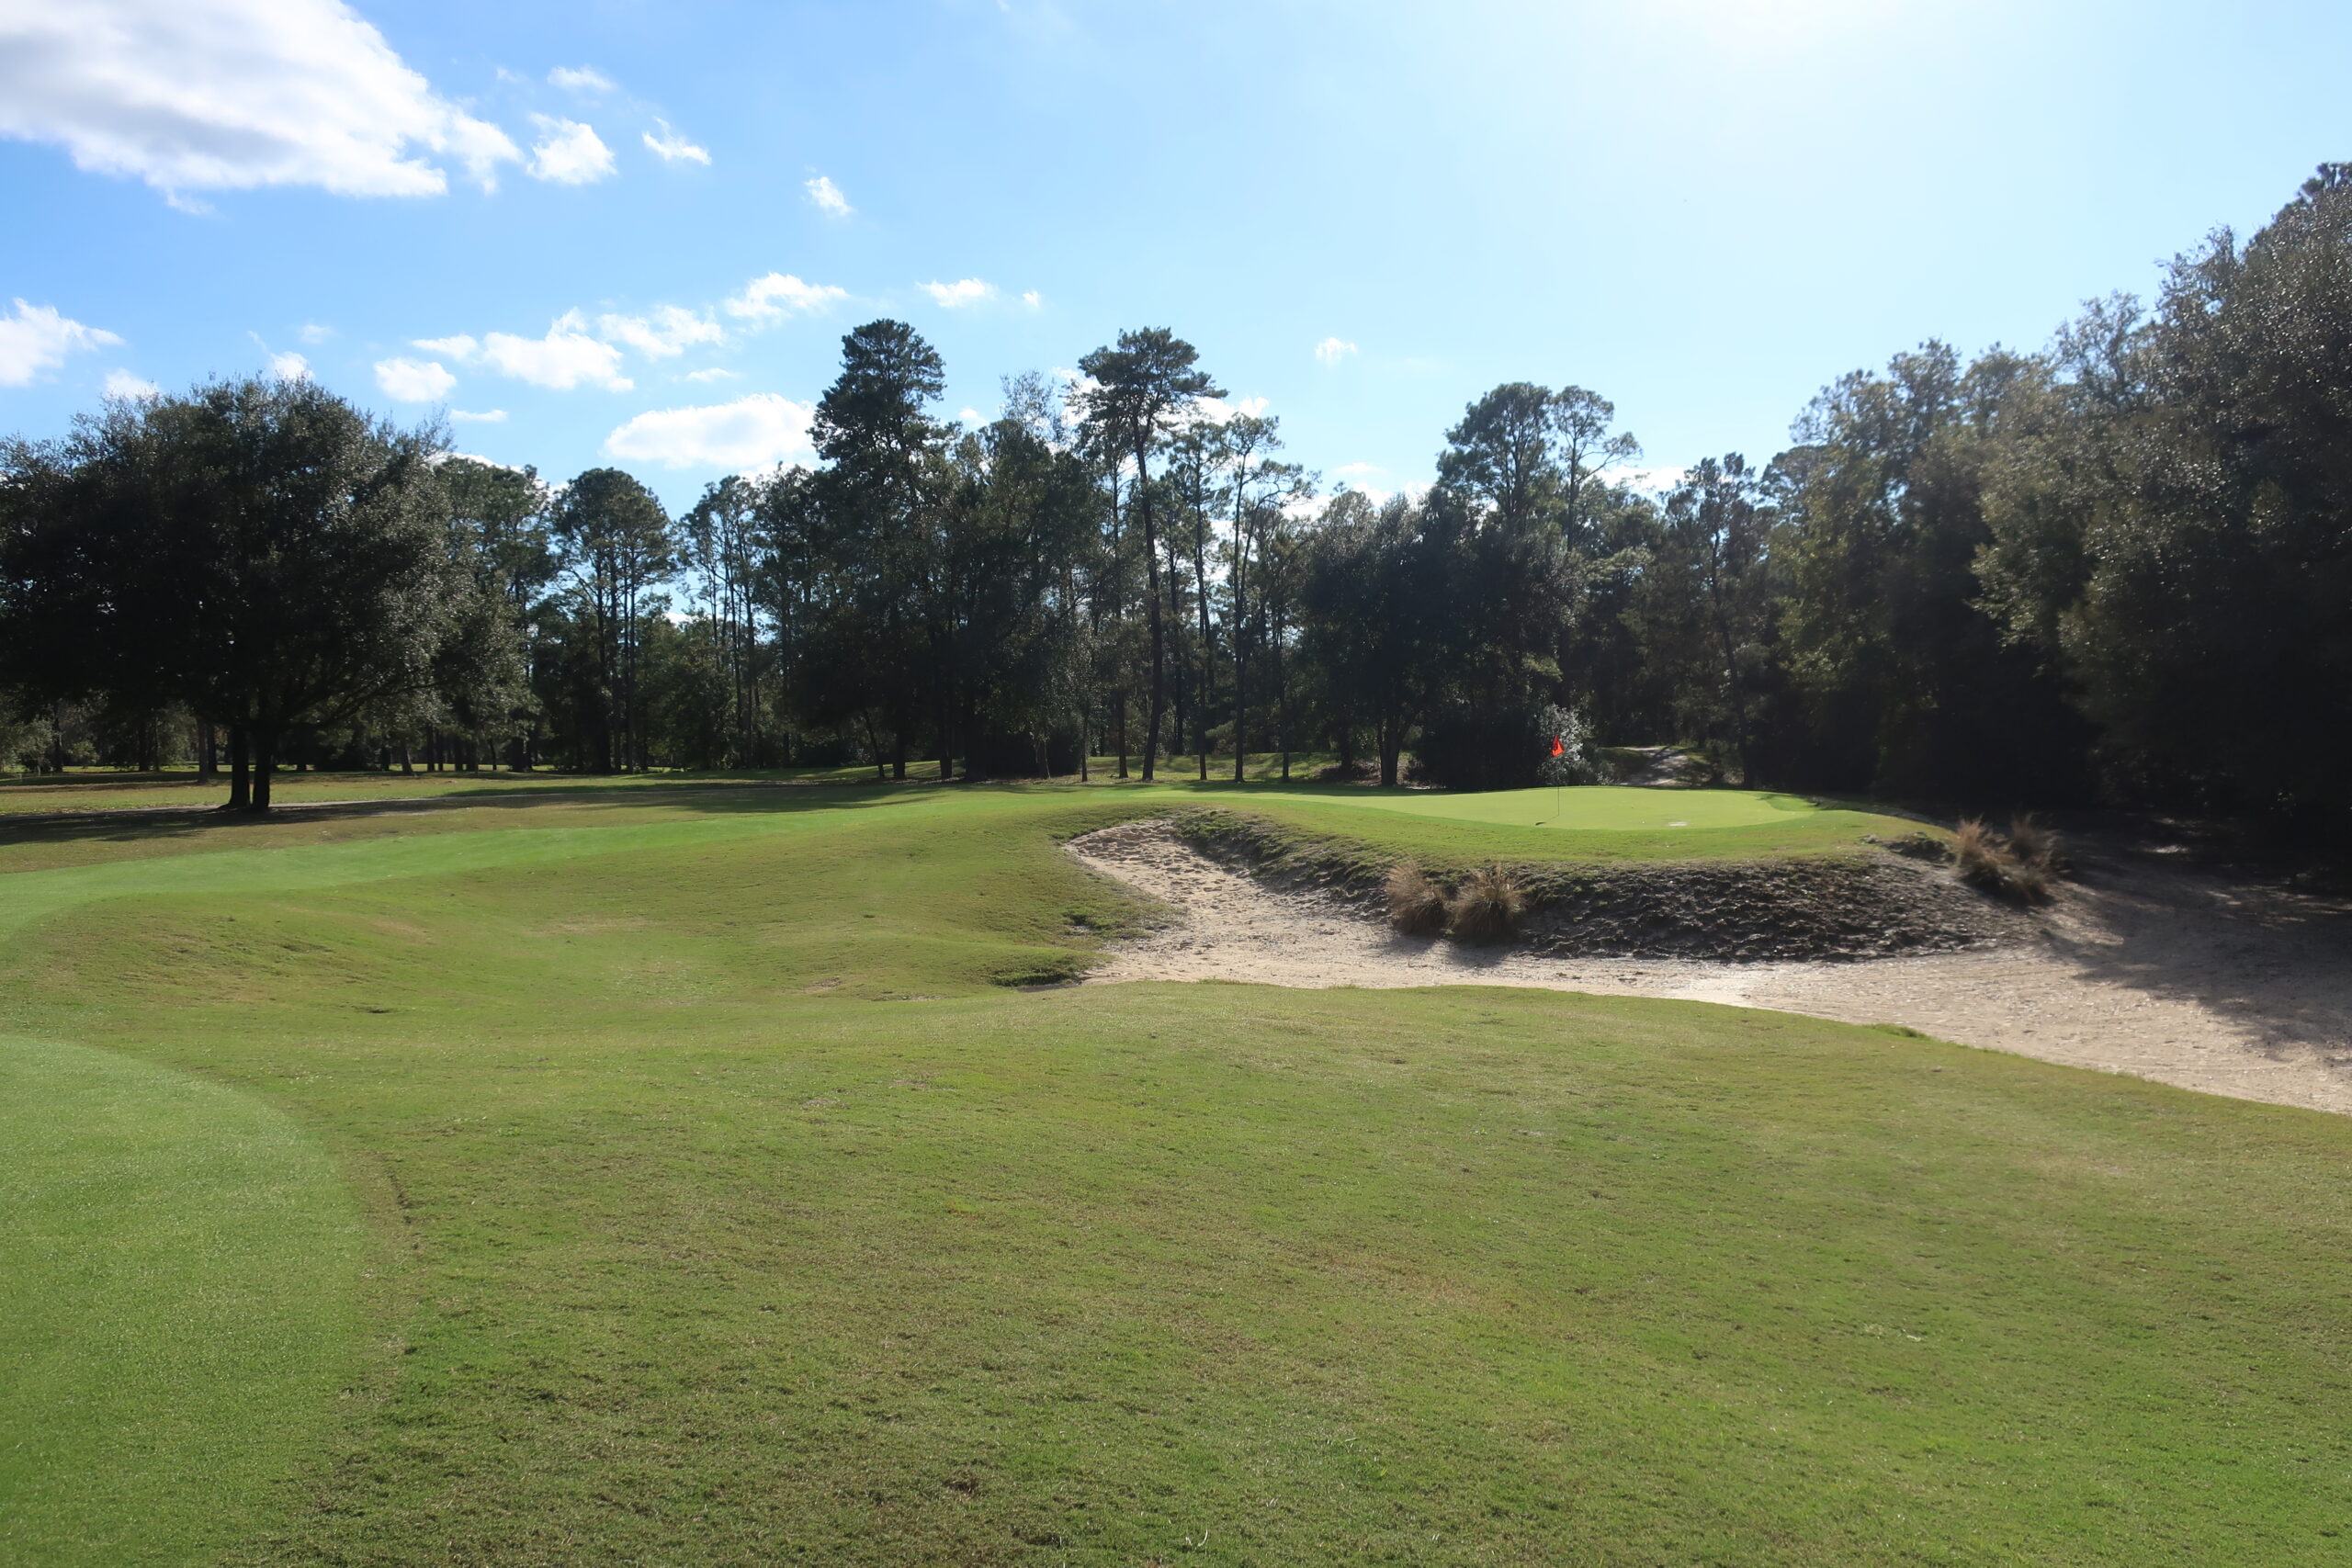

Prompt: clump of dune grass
xmin=1446 ymin=863 xmax=1528 ymax=942
xmin=1954 ymin=818 xmax=2052 ymax=904
xmin=1384 ymin=862 xmax=1451 ymax=936
xmin=2007 ymin=813 xmax=2066 ymax=877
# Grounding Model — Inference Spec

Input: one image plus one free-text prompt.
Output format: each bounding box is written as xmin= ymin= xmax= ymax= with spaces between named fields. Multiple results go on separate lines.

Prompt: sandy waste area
xmin=1068 ymin=819 xmax=2352 ymax=1118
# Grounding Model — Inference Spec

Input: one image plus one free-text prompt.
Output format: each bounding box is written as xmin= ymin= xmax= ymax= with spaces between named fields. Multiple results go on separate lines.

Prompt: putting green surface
xmin=1295 ymin=782 xmax=1826 ymax=829
xmin=2 ymin=785 xmax=2346 ymax=1564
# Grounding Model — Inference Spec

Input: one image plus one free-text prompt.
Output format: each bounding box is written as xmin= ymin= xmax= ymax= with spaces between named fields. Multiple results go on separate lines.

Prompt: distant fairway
xmin=1 ymin=783 xmax=2346 ymax=1565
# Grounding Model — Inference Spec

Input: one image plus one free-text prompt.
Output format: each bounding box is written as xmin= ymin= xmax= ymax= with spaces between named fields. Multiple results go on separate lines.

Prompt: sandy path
xmin=1068 ymin=821 xmax=2352 ymax=1117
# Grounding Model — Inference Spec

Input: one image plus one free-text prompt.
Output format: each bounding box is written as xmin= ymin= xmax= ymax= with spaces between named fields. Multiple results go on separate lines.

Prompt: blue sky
xmin=2 ymin=0 xmax=2346 ymax=507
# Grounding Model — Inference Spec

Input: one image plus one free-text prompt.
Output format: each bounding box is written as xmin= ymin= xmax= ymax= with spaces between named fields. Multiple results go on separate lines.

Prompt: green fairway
xmin=2 ymin=786 xmax=2346 ymax=1564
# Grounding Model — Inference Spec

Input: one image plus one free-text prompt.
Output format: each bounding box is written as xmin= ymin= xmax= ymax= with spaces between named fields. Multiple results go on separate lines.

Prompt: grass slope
xmin=1 ymin=787 xmax=2346 ymax=1564
xmin=0 ymin=1038 xmax=368 ymax=1567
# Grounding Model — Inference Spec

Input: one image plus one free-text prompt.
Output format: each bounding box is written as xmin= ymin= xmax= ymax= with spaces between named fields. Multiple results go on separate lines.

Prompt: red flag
xmin=1549 ymin=735 xmax=1564 ymax=758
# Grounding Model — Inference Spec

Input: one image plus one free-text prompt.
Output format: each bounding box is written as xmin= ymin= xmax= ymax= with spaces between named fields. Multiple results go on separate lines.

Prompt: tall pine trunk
xmin=1136 ymin=446 xmax=1164 ymax=781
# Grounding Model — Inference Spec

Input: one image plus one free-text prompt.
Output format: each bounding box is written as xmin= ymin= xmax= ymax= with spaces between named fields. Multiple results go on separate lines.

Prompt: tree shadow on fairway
xmin=0 ymin=778 xmax=976 ymax=855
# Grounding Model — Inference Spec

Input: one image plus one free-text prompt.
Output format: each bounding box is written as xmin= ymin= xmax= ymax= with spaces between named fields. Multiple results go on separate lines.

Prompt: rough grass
xmin=1382 ymin=861 xmax=1450 ymax=935
xmin=1445 ymin=863 xmax=1528 ymax=942
xmin=1955 ymin=817 xmax=2053 ymax=904
xmin=2008 ymin=812 xmax=2066 ymax=876
xmin=2 ymin=788 xmax=2348 ymax=1564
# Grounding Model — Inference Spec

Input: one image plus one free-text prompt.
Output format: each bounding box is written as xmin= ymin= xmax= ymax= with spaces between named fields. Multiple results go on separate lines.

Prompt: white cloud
xmin=605 ymin=392 xmax=815 ymax=470
xmin=804 ymin=174 xmax=851 ymax=218
xmin=0 ymin=299 xmax=121 ymax=386
xmin=0 ymin=0 xmax=520 ymax=200
xmin=449 ymin=408 xmax=506 ymax=423
xmin=724 ymin=272 xmax=847 ymax=321
xmin=298 ymin=321 xmax=334 ymax=344
xmin=1022 ymin=290 xmax=1042 ymax=310
xmin=548 ymin=64 xmax=613 ymax=94
xmin=424 ymin=311 xmax=630 ymax=390
xmin=1334 ymin=461 xmax=1383 ymax=479
xmin=958 ymin=406 xmax=985 ymax=424
xmin=103 ymin=367 xmax=160 ymax=399
xmin=373 ymin=355 xmax=454 ymax=401
xmin=526 ymin=116 xmax=615 ymax=185
xmin=1600 ymin=463 xmax=1687 ymax=494
xmin=921 ymin=277 xmax=994 ymax=309
xmin=1187 ymin=393 xmax=1270 ymax=428
xmin=267 ymin=349 xmax=311 ymax=380
xmin=1315 ymin=336 xmax=1358 ymax=367
xmin=596 ymin=305 xmax=722 ymax=358
xmin=684 ymin=367 xmax=740 ymax=383
xmin=643 ymin=119 xmax=709 ymax=165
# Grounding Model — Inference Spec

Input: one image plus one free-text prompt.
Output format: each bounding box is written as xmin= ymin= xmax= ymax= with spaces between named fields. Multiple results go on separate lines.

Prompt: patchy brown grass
xmin=1447 ymin=863 xmax=1529 ymax=942
xmin=1384 ymin=862 xmax=1452 ymax=936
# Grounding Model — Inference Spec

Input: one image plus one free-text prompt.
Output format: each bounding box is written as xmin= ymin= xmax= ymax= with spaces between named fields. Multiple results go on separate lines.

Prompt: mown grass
xmin=2 ymin=787 xmax=2347 ymax=1564
xmin=1173 ymin=785 xmax=1922 ymax=875
xmin=0 ymin=1038 xmax=369 ymax=1567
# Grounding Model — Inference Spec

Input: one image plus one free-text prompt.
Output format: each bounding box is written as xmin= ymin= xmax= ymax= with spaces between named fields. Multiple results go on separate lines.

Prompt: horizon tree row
xmin=5 ymin=165 xmax=2348 ymax=826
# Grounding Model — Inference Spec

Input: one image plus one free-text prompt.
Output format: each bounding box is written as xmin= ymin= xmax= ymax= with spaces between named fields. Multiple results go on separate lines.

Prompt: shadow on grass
xmin=0 ymin=768 xmax=1433 ymax=851
xmin=0 ymin=777 xmax=941 ymax=852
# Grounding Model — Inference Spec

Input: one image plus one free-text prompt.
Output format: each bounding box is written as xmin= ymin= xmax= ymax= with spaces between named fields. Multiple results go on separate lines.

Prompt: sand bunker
xmin=1069 ymin=819 xmax=2352 ymax=1118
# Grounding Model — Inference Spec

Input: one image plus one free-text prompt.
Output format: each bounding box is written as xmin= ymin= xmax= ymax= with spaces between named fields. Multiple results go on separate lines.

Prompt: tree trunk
xmin=198 ymin=720 xmax=218 ymax=779
xmin=1115 ymin=688 xmax=1129 ymax=779
xmin=1192 ymin=525 xmax=1213 ymax=781
xmin=1136 ymin=447 xmax=1164 ymax=782
xmin=250 ymin=729 xmax=277 ymax=810
xmin=225 ymin=726 xmax=250 ymax=810
xmin=1233 ymin=574 xmax=1248 ymax=783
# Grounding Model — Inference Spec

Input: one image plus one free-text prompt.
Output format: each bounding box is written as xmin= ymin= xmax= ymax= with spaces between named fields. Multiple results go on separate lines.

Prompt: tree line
xmin=5 ymin=165 xmax=2348 ymax=827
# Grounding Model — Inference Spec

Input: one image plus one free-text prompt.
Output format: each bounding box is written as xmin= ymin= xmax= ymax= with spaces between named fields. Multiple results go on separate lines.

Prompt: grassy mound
xmin=1 ymin=786 xmax=2346 ymax=1563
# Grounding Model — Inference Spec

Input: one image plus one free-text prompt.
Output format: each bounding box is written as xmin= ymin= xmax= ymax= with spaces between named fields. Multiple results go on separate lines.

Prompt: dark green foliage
xmin=1980 ymin=166 xmax=2352 ymax=823
xmin=1767 ymin=344 xmax=2093 ymax=801
xmin=0 ymin=378 xmax=515 ymax=807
